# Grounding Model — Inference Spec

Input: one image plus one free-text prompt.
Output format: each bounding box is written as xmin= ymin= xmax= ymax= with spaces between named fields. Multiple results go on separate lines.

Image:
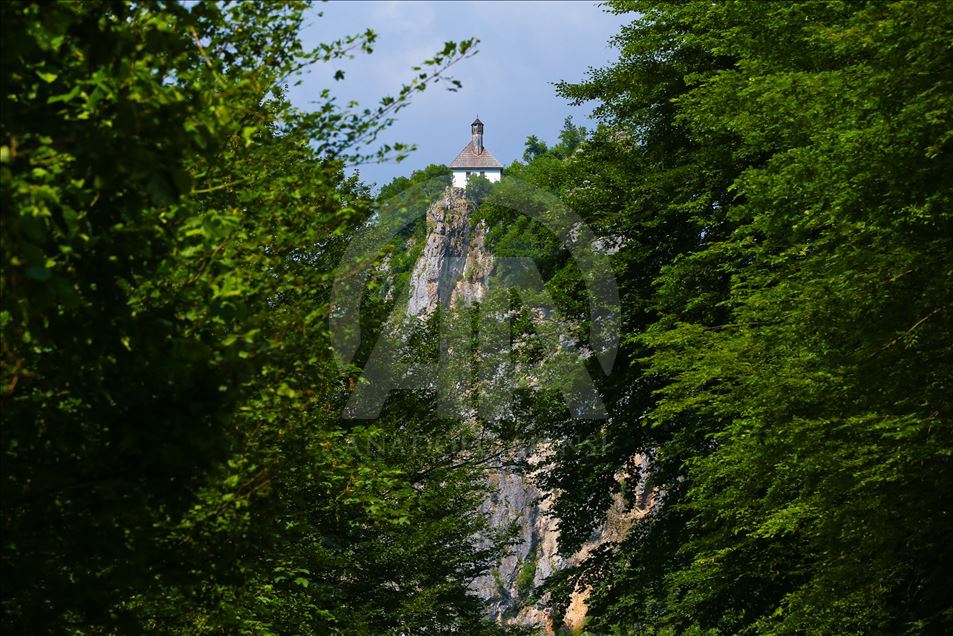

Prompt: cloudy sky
xmin=289 ymin=1 xmax=627 ymax=189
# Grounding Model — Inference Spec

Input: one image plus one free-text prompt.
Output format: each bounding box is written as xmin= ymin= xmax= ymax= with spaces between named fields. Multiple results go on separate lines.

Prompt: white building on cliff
xmin=449 ymin=117 xmax=503 ymax=188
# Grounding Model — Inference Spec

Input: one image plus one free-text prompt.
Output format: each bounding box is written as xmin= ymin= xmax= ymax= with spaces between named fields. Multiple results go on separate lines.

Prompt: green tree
xmin=522 ymin=135 xmax=549 ymax=163
xmin=555 ymin=116 xmax=586 ymax=157
xmin=378 ymin=163 xmax=452 ymax=201
xmin=527 ymin=1 xmax=953 ymax=633
xmin=464 ymin=174 xmax=495 ymax=206
xmin=1 ymin=1 xmax=499 ymax=633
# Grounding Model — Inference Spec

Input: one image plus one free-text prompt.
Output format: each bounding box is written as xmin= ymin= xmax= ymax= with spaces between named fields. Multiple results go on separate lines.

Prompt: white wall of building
xmin=452 ymin=168 xmax=502 ymax=188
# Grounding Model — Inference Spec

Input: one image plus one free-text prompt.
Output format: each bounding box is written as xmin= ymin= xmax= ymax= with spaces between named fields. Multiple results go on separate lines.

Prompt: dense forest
xmin=3 ymin=1 xmax=952 ymax=634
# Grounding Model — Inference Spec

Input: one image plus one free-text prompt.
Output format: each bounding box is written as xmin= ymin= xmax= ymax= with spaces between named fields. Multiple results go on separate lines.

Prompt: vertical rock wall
xmin=403 ymin=187 xmax=648 ymax=633
xmin=406 ymin=187 xmax=492 ymax=317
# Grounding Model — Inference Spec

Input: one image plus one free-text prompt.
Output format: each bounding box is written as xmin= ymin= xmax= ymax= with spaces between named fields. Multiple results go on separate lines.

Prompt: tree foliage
xmin=1 ymin=1 xmax=500 ymax=633
xmin=378 ymin=163 xmax=452 ymax=201
xmin=5 ymin=0 xmax=953 ymax=634
xmin=516 ymin=1 xmax=953 ymax=633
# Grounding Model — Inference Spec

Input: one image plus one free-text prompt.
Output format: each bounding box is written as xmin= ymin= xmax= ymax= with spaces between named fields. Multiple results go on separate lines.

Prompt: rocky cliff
xmin=406 ymin=186 xmax=491 ymax=317
xmin=402 ymin=187 xmax=649 ymax=633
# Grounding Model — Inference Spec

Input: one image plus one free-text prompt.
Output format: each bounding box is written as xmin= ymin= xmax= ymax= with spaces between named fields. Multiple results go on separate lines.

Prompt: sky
xmin=289 ymin=1 xmax=628 ymax=190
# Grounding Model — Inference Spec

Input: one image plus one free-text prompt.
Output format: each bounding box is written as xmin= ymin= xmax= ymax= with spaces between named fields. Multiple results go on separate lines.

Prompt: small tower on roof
xmin=449 ymin=116 xmax=502 ymax=188
xmin=471 ymin=117 xmax=484 ymax=154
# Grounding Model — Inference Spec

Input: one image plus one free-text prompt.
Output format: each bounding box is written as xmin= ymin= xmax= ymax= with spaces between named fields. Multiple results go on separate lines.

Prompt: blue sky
xmin=289 ymin=1 xmax=627 ymax=189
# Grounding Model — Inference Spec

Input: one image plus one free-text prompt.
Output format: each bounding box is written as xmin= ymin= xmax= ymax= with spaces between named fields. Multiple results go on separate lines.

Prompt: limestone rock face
xmin=407 ymin=187 xmax=492 ymax=317
xmin=470 ymin=451 xmax=651 ymax=634
xmin=451 ymin=218 xmax=492 ymax=307
xmin=402 ymin=186 xmax=650 ymax=632
xmin=470 ymin=454 xmax=561 ymax=628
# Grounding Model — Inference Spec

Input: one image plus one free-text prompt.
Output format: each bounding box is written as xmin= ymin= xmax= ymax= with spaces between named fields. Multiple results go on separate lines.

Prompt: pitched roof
xmin=448 ymin=140 xmax=503 ymax=169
